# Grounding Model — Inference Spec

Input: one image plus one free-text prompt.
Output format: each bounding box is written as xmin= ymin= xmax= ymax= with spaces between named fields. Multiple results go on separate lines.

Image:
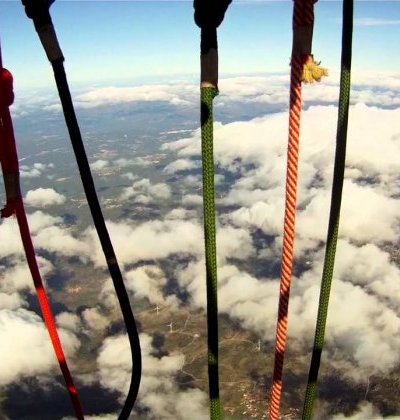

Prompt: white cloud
xmin=165 ymin=207 xmax=198 ymax=220
xmin=226 ymin=200 xmax=284 ymax=236
xmin=0 ymin=308 xmax=80 ymax=386
xmin=331 ymin=402 xmax=383 ymax=419
xmin=115 ymin=156 xmax=164 ymax=168
xmin=27 ymin=211 xmax=63 ymax=234
xmin=181 ymin=175 xmax=201 ymax=188
xmin=75 ymin=84 xmax=196 ymax=108
xmin=0 ymin=210 xmax=88 ymax=263
xmin=217 ymin=73 xmax=400 ymax=108
xmin=25 ymin=188 xmax=66 ymax=207
xmin=97 ymin=335 xmax=133 ymax=395
xmin=120 ymin=178 xmax=171 ymax=203
xmin=34 ymin=225 xmax=91 ymax=258
xmin=0 ymin=217 xmax=25 ymax=258
xmin=0 ymin=256 xmax=53 ymax=295
xmin=114 ymin=158 xmax=137 ymax=168
xmin=83 ymin=219 xmax=203 ymax=267
xmin=176 ymin=243 xmax=400 ymax=382
xmin=161 ymin=100 xmax=400 ymax=389
xmin=56 ymin=312 xmax=81 ymax=334
xmin=295 ymin=180 xmax=400 ymax=247
xmin=90 ymin=159 xmax=110 ymax=171
xmin=340 ymin=181 xmax=400 ymax=243
xmin=219 ymin=75 xmax=289 ymax=104
xmin=182 ymin=193 xmax=203 ymax=206
xmin=217 ymin=224 xmax=255 ymax=261
xmin=163 ymin=158 xmax=200 ymax=174
xmin=173 ymin=245 xmax=400 ymax=382
xmin=125 ymin=265 xmax=178 ymax=308
xmin=0 ymin=292 xmax=25 ymax=310
xmin=354 ymin=18 xmax=400 ymax=26
xmin=285 ymin=245 xmax=400 ymax=377
xmin=346 ymin=104 xmax=400 ymax=185
xmin=121 ymin=172 xmax=137 ymax=181
xmin=43 ymin=103 xmax=62 ymax=112
xmin=350 ymin=70 xmax=400 ymax=90
xmin=165 ymin=104 xmax=400 ymax=256
xmin=20 ymin=162 xmax=54 ymax=179
xmin=82 ymin=308 xmax=109 ymax=332
xmin=3 ymin=75 xmax=400 ymax=416
xmin=97 ymin=333 xmax=208 ymax=419
xmin=72 ymin=72 xmax=400 ymax=113
xmin=334 ymin=240 xmax=400 ymax=307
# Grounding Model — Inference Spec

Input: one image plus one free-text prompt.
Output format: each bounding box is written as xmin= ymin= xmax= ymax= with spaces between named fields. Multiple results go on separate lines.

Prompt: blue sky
xmin=0 ymin=1 xmax=399 ymax=89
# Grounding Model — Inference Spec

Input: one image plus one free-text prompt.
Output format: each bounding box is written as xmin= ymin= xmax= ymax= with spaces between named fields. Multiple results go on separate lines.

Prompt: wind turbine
xmin=167 ymin=322 xmax=173 ymax=333
xmin=256 ymin=339 xmax=261 ymax=352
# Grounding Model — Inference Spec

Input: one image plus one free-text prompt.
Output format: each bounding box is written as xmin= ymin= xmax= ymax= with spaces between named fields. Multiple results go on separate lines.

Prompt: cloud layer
xmin=97 ymin=333 xmax=208 ymax=419
xmin=0 ymin=308 xmax=79 ymax=387
xmin=25 ymin=188 xmax=67 ymax=207
xmin=2 ymin=73 xmax=400 ymax=417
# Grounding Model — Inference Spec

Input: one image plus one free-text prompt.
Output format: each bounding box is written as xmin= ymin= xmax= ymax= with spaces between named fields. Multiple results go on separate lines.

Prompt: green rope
xmin=302 ymin=0 xmax=353 ymax=418
xmin=201 ymin=86 xmax=221 ymax=420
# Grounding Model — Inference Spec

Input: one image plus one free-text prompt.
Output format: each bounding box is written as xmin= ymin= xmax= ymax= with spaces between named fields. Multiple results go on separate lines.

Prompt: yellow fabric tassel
xmin=302 ymin=58 xmax=328 ymax=83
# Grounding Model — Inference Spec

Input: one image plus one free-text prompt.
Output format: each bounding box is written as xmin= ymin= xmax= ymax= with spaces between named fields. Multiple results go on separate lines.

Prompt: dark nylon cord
xmin=201 ymin=86 xmax=221 ymax=420
xmin=51 ymin=59 xmax=141 ymax=420
xmin=20 ymin=3 xmax=141 ymax=416
xmin=302 ymin=0 xmax=353 ymax=417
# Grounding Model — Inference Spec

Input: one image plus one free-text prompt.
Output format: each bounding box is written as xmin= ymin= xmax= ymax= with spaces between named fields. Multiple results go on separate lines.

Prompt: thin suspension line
xmin=302 ymin=0 xmax=353 ymax=417
xmin=0 ymin=53 xmax=84 ymax=419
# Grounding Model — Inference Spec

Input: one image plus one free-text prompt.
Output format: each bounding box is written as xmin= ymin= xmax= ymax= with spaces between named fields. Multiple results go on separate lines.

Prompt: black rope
xmin=21 ymin=2 xmax=142 ymax=419
xmin=22 ymin=0 xmax=55 ymax=30
xmin=52 ymin=59 xmax=142 ymax=420
xmin=194 ymin=0 xmax=231 ymax=54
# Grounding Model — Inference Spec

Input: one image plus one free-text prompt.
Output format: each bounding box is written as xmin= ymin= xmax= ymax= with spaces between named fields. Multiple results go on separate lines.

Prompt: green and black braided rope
xmin=201 ymin=86 xmax=221 ymax=419
xmin=302 ymin=0 xmax=353 ymax=418
xmin=194 ymin=2 xmax=231 ymax=418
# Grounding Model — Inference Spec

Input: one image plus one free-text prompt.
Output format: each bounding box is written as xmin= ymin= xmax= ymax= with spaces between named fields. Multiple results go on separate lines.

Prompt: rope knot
xmin=194 ymin=0 xmax=232 ymax=55
xmin=21 ymin=0 xmax=55 ymax=30
xmin=291 ymin=0 xmax=328 ymax=83
xmin=194 ymin=1 xmax=231 ymax=88
xmin=193 ymin=0 xmax=232 ymax=29
xmin=1 ymin=199 xmax=18 ymax=218
xmin=0 ymin=68 xmax=15 ymax=107
xmin=302 ymin=55 xmax=328 ymax=83
xmin=22 ymin=0 xmax=64 ymax=63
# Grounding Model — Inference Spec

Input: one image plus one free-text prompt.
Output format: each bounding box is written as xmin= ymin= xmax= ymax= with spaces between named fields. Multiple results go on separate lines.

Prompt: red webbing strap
xmin=268 ymin=1 xmax=315 ymax=418
xmin=0 ymin=66 xmax=84 ymax=419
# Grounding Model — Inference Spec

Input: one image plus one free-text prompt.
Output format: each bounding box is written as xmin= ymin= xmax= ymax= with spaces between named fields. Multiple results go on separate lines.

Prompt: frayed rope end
xmin=302 ymin=58 xmax=328 ymax=83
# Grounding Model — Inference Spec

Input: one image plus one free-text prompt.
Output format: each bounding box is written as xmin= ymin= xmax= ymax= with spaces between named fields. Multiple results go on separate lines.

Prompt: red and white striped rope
xmin=268 ymin=0 xmax=315 ymax=417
